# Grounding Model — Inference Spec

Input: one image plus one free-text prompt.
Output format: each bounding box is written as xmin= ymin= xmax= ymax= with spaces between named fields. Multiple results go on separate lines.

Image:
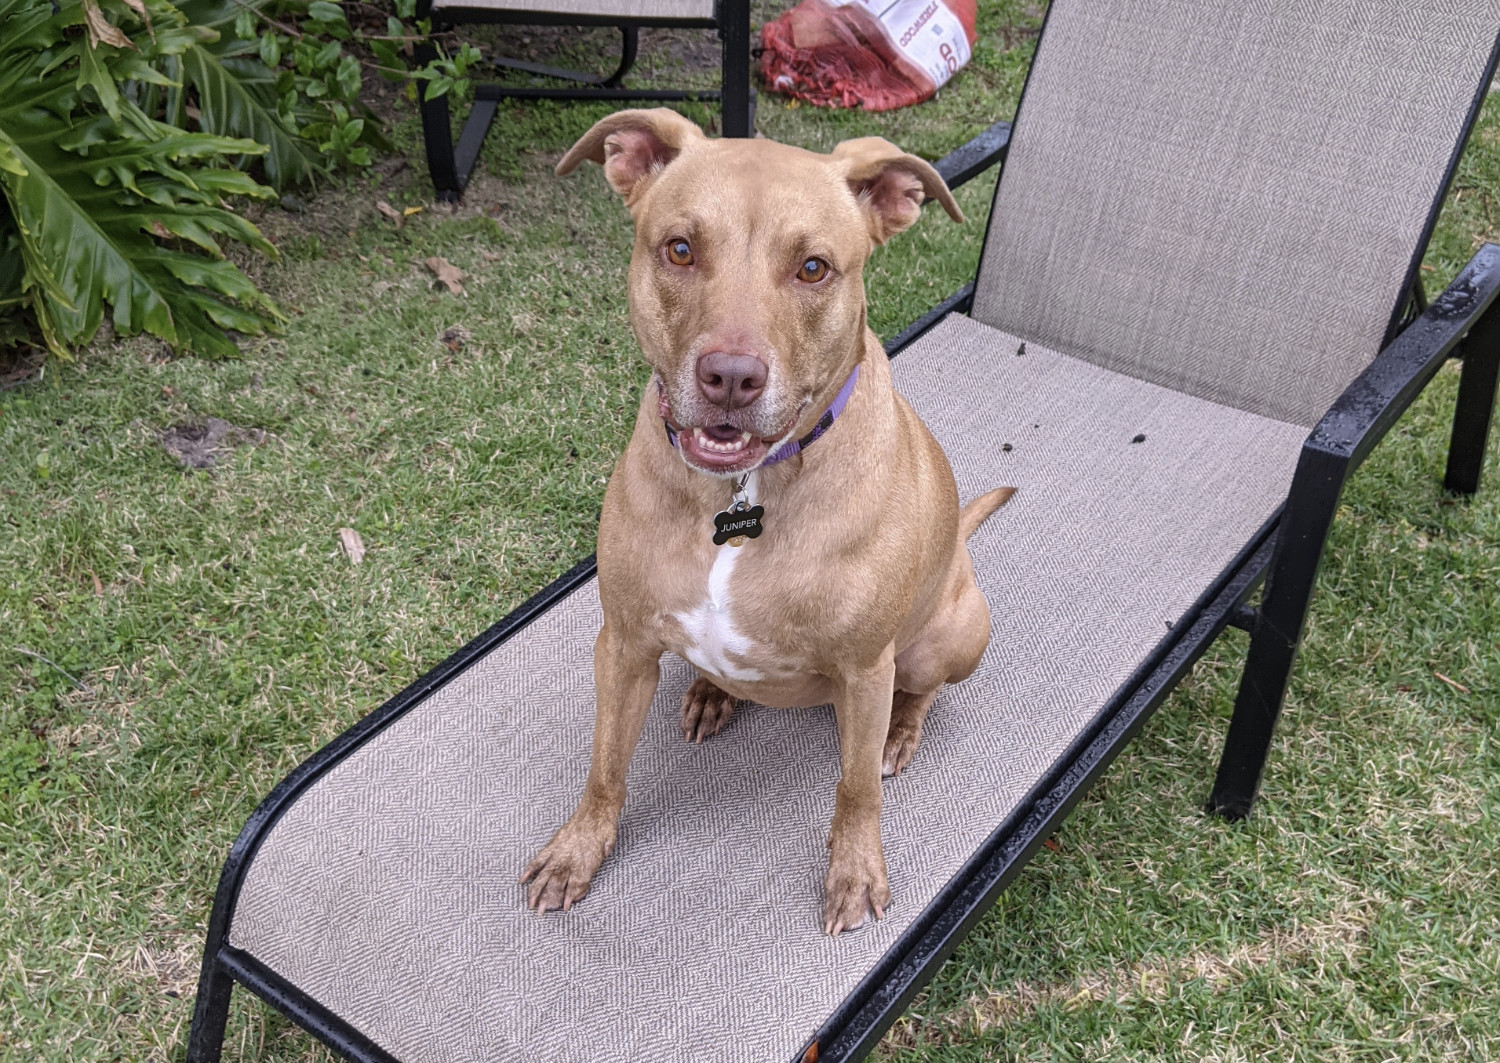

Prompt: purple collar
xmin=664 ymin=365 xmax=860 ymax=469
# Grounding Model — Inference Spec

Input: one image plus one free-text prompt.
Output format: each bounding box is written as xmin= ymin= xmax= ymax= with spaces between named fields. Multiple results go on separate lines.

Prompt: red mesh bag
xmin=759 ymin=0 xmax=977 ymax=112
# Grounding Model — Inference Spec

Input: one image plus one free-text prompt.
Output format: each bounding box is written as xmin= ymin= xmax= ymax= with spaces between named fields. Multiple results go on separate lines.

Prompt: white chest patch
xmin=675 ymin=541 xmax=765 ymax=682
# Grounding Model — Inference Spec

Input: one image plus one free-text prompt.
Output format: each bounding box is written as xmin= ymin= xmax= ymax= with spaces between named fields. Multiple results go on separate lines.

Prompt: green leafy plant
xmin=0 ymin=0 xmax=283 ymax=357
xmin=159 ymin=0 xmax=479 ymax=190
xmin=166 ymin=0 xmax=384 ymax=186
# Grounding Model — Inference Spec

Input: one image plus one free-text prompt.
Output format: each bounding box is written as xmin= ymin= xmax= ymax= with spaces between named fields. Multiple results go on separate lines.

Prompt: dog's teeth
xmin=690 ymin=426 xmax=752 ymax=454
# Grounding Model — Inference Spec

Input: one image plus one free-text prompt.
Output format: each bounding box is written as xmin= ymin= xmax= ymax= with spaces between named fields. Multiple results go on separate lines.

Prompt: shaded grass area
xmin=2 ymin=2 xmax=1498 ymax=1059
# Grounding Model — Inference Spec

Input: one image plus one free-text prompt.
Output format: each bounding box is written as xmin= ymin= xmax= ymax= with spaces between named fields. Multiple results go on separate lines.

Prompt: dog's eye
xmin=797 ymin=257 xmax=829 ymax=283
xmin=666 ymin=239 xmax=694 ymax=266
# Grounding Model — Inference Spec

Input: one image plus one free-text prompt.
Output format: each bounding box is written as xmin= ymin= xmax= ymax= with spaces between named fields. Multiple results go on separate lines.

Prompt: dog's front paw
xmin=520 ymin=821 xmax=614 ymax=913
xmin=823 ymin=846 xmax=890 ymax=937
xmin=680 ymin=677 xmax=737 ymax=744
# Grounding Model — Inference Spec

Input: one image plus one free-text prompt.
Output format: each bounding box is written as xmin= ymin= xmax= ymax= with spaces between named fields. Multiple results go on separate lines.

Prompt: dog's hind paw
xmin=881 ymin=721 xmax=922 ymax=777
xmin=680 ymin=677 xmax=737 ymax=744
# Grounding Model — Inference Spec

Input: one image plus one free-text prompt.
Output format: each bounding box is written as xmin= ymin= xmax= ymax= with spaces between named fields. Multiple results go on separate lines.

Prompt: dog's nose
xmin=696 ymin=352 xmax=767 ymax=409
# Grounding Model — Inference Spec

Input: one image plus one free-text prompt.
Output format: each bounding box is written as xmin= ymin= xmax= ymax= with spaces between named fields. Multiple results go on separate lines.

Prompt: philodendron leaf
xmin=178 ymin=40 xmax=324 ymax=188
xmin=2 ymin=131 xmax=177 ymax=349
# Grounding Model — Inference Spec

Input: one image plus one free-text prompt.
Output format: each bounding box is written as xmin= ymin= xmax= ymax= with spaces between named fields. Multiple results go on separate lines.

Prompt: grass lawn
xmin=4 ymin=3 xmax=1499 ymax=1060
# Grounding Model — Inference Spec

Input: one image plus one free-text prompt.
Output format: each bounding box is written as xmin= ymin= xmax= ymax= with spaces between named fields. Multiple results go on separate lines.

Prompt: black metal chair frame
xmin=186 ymin=41 xmax=1500 ymax=1063
xmin=415 ymin=0 xmax=754 ymax=201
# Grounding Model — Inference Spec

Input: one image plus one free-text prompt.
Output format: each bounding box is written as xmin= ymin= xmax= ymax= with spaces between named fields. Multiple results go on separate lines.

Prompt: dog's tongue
xmin=702 ymin=424 xmax=743 ymax=443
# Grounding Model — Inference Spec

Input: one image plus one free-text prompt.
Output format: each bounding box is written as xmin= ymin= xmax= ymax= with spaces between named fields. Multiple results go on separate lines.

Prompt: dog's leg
xmin=680 ymin=675 xmax=737 ymax=744
xmin=521 ymin=622 xmax=660 ymax=913
xmin=887 ymin=548 xmax=992 ymax=776
xmin=825 ymin=644 xmax=896 ymax=936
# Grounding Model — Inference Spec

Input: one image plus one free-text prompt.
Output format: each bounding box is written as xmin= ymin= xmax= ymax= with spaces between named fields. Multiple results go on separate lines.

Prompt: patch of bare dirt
xmin=159 ymin=417 xmax=265 ymax=469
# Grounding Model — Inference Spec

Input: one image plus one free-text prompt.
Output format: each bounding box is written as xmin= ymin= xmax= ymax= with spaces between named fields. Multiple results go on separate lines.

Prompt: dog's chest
xmin=681 ymin=539 xmax=768 ymax=680
xmin=671 ymin=543 xmax=769 ymax=682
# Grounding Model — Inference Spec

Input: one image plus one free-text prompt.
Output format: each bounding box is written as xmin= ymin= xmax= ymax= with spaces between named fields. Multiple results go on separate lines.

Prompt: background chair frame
xmin=186 ymin=26 xmax=1500 ymax=1061
xmin=415 ymin=0 xmax=753 ymax=201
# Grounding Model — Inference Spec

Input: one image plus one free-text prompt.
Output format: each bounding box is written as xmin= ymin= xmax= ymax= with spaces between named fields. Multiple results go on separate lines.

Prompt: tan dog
xmin=521 ymin=109 xmax=1012 ymax=935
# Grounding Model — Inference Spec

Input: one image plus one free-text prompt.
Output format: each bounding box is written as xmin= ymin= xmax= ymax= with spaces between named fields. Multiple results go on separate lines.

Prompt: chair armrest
xmin=933 ymin=120 xmax=1012 ymax=191
xmin=1306 ymin=242 xmax=1500 ymax=470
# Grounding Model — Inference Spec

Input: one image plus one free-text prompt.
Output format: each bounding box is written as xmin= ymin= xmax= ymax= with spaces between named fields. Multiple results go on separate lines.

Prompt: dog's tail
xmin=959 ymin=487 xmax=1016 ymax=540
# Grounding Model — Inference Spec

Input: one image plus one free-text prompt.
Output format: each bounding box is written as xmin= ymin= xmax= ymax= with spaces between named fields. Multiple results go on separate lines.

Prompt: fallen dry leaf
xmin=376 ymin=200 xmax=403 ymax=227
xmin=338 ymin=527 xmax=365 ymax=565
xmin=118 ymin=0 xmax=153 ymax=39
xmin=425 ymin=256 xmax=466 ymax=296
xmin=481 ymin=250 xmax=500 ymax=261
xmin=403 ymin=205 xmax=424 ymax=217
xmin=82 ymin=0 xmax=134 ymax=49
xmin=90 ymin=571 xmax=104 ymax=596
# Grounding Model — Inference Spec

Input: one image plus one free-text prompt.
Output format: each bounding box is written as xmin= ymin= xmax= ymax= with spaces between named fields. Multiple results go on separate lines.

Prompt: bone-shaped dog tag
xmin=713 ymin=504 xmax=764 ymax=547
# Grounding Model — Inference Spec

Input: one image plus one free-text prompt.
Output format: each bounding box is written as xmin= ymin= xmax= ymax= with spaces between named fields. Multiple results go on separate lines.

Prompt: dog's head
xmin=558 ymin=109 xmax=962 ymax=476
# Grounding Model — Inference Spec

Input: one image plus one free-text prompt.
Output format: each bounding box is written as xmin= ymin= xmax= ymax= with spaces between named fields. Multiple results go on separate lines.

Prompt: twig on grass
xmin=1433 ymin=671 xmax=1471 ymax=694
xmin=13 ymin=646 xmax=90 ymax=693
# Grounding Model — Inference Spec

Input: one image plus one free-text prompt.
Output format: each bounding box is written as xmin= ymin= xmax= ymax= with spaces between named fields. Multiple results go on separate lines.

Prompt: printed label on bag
xmin=829 ymin=0 xmax=971 ymax=88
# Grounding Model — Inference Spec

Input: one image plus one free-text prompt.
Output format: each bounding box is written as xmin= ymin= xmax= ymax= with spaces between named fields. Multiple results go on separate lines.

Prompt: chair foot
xmin=416 ymin=41 xmax=464 ymax=199
xmin=185 ymin=957 xmax=234 ymax=1063
xmin=1204 ymin=791 xmax=1254 ymax=822
xmin=718 ymin=0 xmax=753 ymax=137
xmin=1443 ymin=325 xmax=1499 ymax=495
xmin=1207 ymin=445 xmax=1346 ymax=825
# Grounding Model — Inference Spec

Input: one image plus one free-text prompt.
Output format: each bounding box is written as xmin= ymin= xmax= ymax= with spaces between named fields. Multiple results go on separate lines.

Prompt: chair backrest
xmin=970 ymin=0 xmax=1500 ymax=426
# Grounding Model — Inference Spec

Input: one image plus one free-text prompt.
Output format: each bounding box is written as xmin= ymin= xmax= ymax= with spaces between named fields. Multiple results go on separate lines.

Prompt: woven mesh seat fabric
xmin=230 ymin=313 xmax=1309 ymax=1063
xmin=972 ymin=0 xmax=1500 ymax=427
xmin=430 ymin=0 xmax=715 ymax=20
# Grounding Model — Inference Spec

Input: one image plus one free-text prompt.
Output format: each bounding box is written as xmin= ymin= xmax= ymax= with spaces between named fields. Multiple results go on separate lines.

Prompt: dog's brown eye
xmin=797 ymin=257 xmax=829 ymax=283
xmin=666 ymin=239 xmax=693 ymax=266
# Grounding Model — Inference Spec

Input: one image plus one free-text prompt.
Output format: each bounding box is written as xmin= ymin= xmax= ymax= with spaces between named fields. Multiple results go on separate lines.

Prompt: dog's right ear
xmin=555 ymin=108 xmax=706 ymax=206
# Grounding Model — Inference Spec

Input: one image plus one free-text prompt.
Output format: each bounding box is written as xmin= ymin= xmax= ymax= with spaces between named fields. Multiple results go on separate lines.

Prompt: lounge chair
xmin=186 ymin=1 xmax=1500 ymax=1059
xmin=414 ymin=0 xmax=753 ymax=200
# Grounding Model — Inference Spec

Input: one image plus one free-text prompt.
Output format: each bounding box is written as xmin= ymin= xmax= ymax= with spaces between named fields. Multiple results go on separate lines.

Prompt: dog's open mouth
xmin=678 ymin=422 xmax=771 ymax=472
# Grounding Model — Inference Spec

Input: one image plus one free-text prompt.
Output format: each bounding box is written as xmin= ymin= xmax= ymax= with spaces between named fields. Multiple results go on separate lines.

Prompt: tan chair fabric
xmin=231 ymin=314 xmax=1308 ymax=1063
xmin=431 ymin=0 xmax=715 ymax=21
xmin=971 ymin=0 xmax=1500 ymax=426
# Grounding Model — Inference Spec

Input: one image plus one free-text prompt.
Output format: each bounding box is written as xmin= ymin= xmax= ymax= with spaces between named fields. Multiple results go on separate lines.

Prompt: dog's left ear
xmin=832 ymin=137 xmax=964 ymax=244
xmin=556 ymin=108 xmax=706 ymax=207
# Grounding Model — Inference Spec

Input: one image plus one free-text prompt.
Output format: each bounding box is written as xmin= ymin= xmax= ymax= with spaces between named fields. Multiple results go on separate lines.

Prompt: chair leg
xmin=718 ymin=0 xmax=754 ymax=137
xmin=601 ymin=26 xmax=639 ymax=87
xmin=1444 ymin=304 xmax=1500 ymax=495
xmin=415 ymin=39 xmax=463 ymax=202
xmin=185 ymin=956 xmax=235 ymax=1063
xmin=1207 ymin=447 xmax=1348 ymax=821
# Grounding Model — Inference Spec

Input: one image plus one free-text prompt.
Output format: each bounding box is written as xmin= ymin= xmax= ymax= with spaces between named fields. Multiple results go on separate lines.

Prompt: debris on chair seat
xmin=1016 ymin=342 xmax=1026 ymax=356
xmin=1001 ymin=442 xmax=1013 ymax=452
xmin=1131 ymin=433 xmax=1147 ymax=444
